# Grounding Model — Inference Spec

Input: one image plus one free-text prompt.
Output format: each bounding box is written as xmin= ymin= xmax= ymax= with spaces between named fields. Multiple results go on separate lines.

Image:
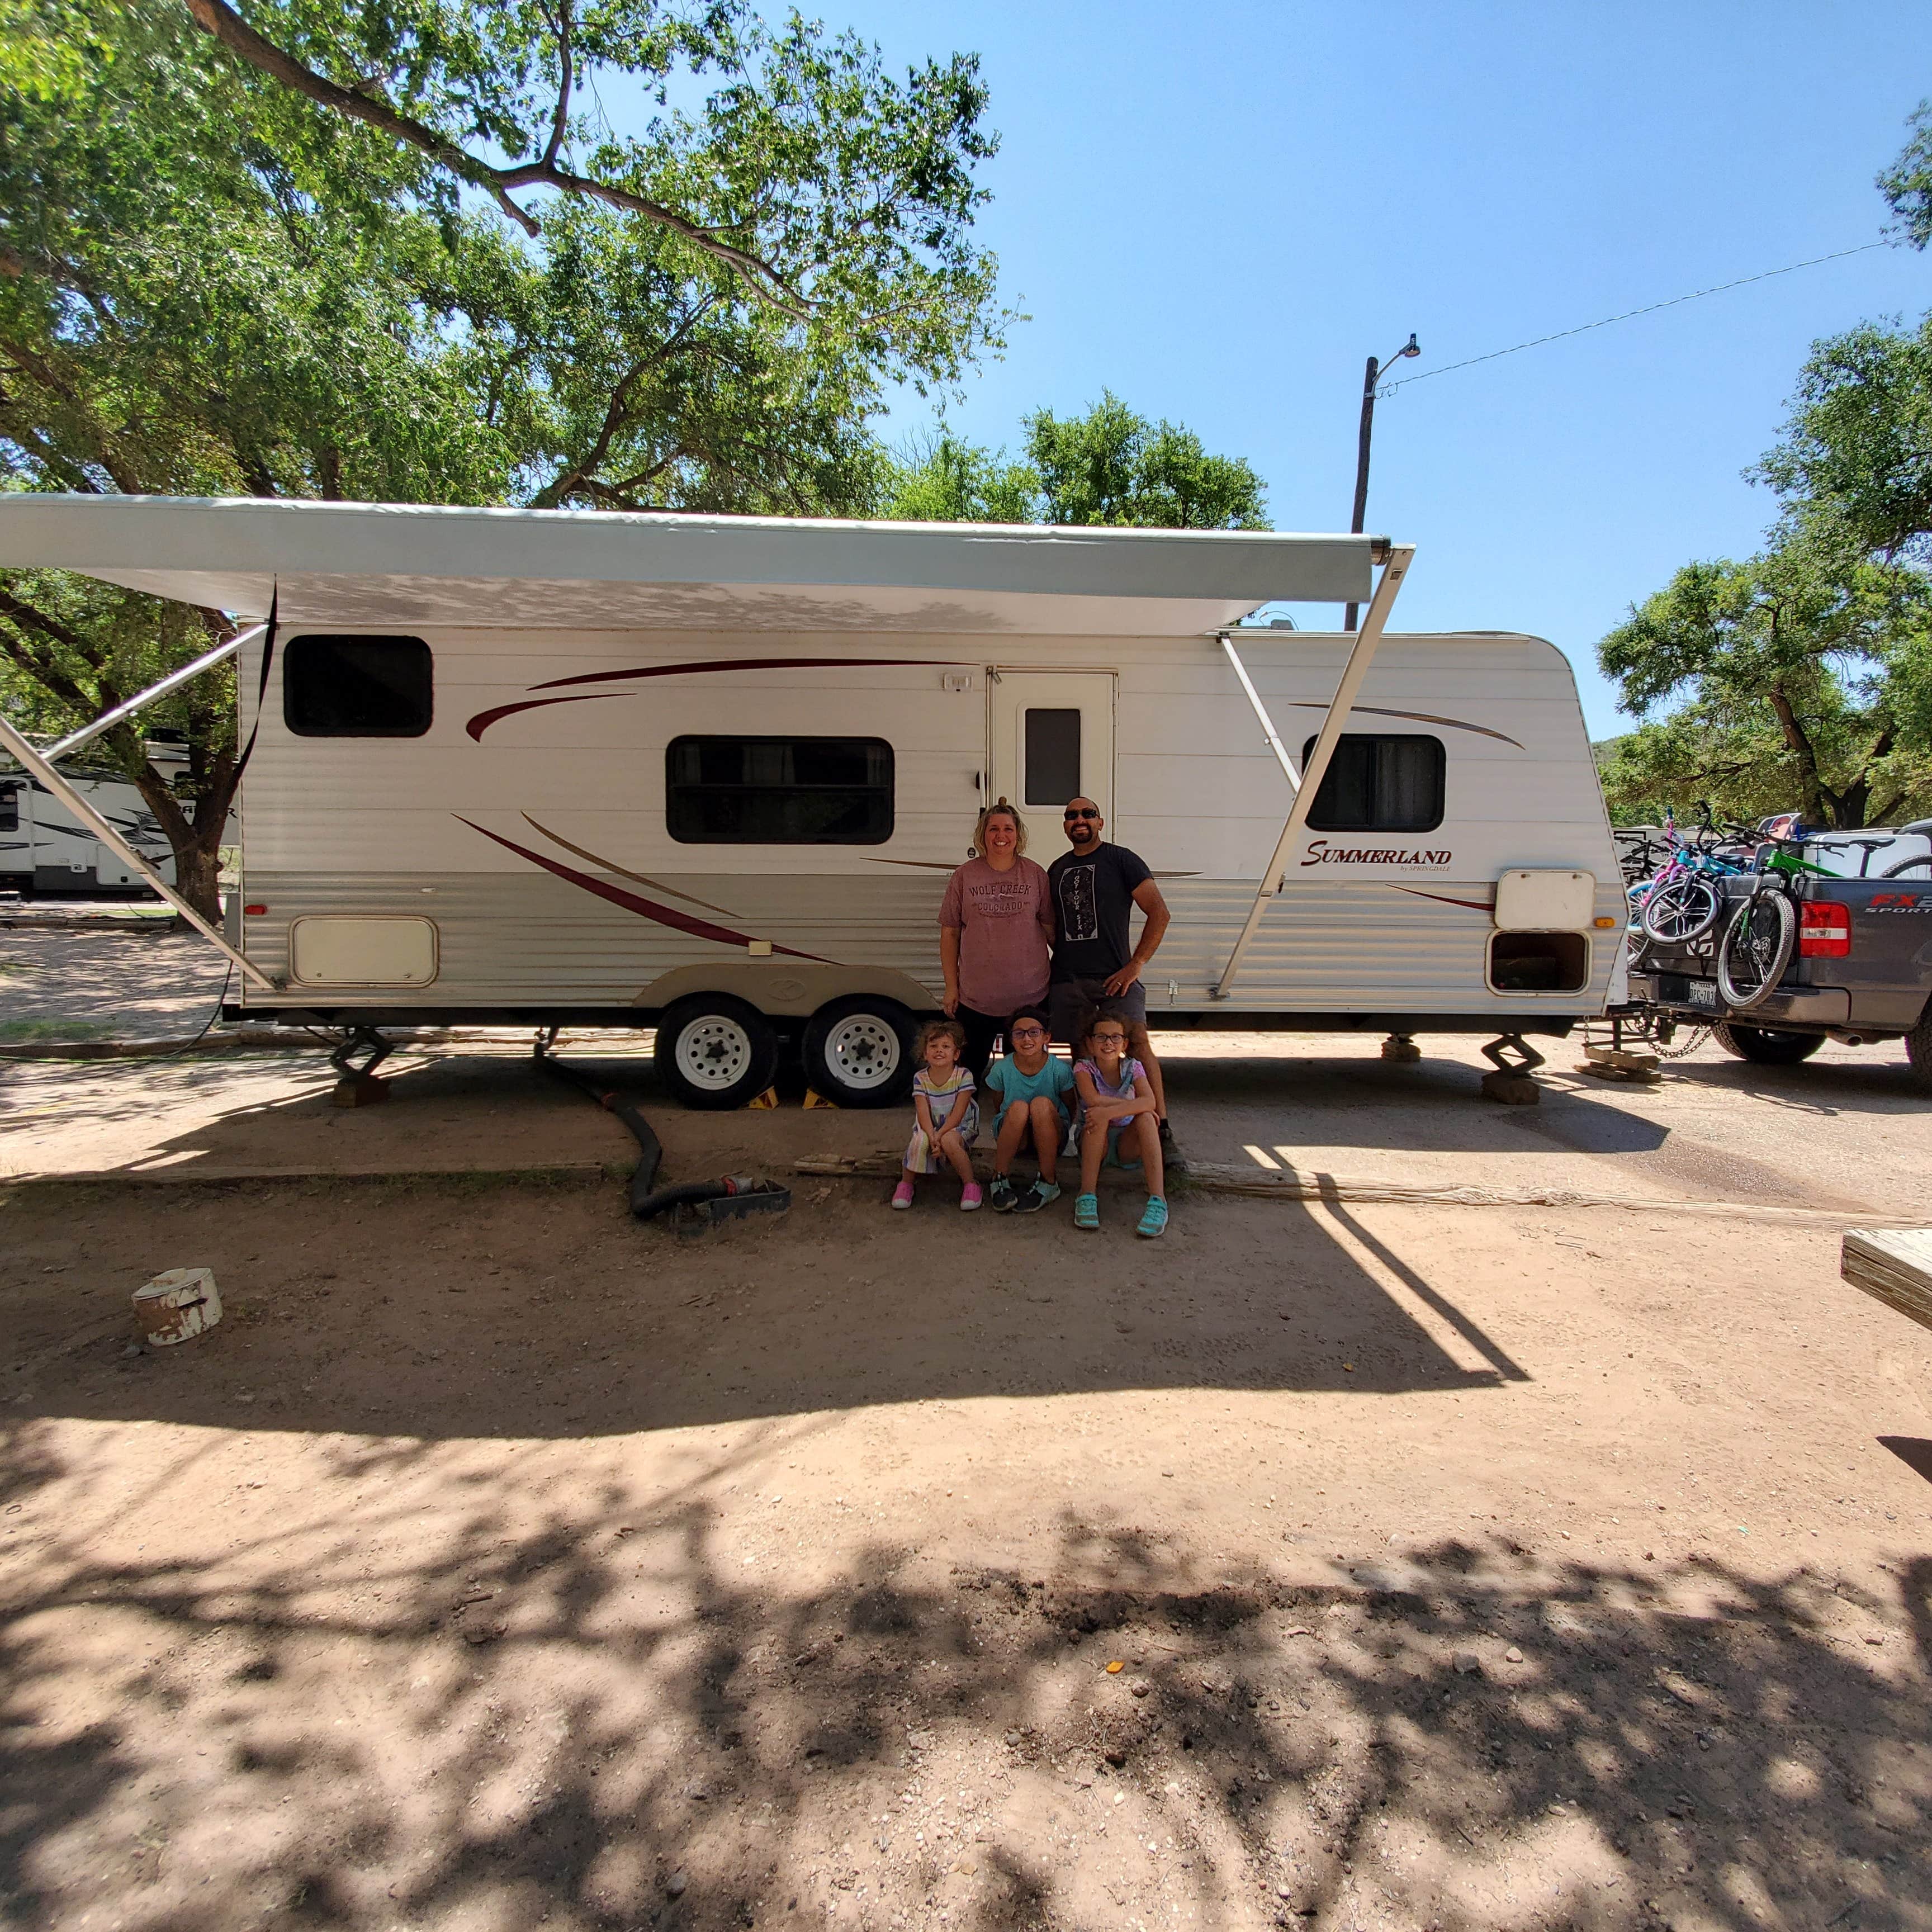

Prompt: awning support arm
xmin=0 ymin=707 xmax=276 ymax=991
xmin=1210 ymin=544 xmax=1415 ymax=998
xmin=44 ymin=625 xmax=262 ymax=761
xmin=1219 ymin=633 xmax=1302 ymax=793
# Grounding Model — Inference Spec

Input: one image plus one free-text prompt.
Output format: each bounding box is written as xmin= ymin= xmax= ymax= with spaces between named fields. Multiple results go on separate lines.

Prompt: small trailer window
xmin=0 ymin=782 xmax=17 ymax=832
xmin=284 ymin=635 xmax=433 ymax=737
xmin=666 ymin=736 xmax=894 ymax=845
xmin=1300 ymin=733 xmax=1443 ymax=833
xmin=1024 ymin=708 xmax=1082 ymax=806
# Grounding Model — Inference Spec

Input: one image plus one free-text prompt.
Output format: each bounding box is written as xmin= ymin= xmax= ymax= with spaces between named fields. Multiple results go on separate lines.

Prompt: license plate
xmin=1687 ymin=979 xmax=1718 ymax=1010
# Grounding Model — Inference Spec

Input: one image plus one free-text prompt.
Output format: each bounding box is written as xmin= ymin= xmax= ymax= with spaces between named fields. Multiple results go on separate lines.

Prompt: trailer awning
xmin=0 ymin=495 xmax=1381 ymax=635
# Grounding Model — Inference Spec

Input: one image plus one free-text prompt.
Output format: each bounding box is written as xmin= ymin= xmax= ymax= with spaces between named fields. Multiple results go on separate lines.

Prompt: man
xmin=1046 ymin=797 xmax=1171 ymax=1129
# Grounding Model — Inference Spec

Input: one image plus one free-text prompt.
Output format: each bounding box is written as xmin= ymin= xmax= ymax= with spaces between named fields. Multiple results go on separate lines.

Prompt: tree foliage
xmin=1597 ymin=101 xmax=1932 ymax=835
xmin=876 ymin=393 xmax=1270 ymax=530
xmin=1597 ymin=537 xmax=1932 ymax=830
xmin=0 ymin=0 xmax=1006 ymax=916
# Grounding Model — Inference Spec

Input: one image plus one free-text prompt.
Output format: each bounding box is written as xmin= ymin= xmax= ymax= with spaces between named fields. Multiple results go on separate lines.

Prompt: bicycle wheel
xmin=1641 ymin=873 xmax=1722 ymax=944
xmin=1881 ymin=854 xmax=1932 ymax=879
xmin=1715 ymin=891 xmax=1797 ymax=1011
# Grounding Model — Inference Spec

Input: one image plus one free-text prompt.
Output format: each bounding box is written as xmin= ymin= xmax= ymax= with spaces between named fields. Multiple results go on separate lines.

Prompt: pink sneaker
xmin=960 ymin=1183 xmax=984 ymax=1212
xmin=891 ymin=1180 xmax=915 ymax=1210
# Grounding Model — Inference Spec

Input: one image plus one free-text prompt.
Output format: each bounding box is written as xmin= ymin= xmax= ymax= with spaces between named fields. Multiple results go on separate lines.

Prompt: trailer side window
xmin=1299 ymin=733 xmax=1443 ymax=833
xmin=666 ymin=736 xmax=894 ymax=845
xmin=0 ymin=782 xmax=17 ymax=832
xmin=284 ymin=635 xmax=433 ymax=737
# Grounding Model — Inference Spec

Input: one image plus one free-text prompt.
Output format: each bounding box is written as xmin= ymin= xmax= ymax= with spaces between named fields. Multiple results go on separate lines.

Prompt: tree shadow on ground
xmin=1 ymin=1449 xmax=1926 ymax=1932
xmin=0 ymin=1177 xmax=1523 ymax=1447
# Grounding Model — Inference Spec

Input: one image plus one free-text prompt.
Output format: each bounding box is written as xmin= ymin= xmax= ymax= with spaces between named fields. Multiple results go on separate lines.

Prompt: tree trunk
xmin=130 ymin=760 xmax=234 ymax=928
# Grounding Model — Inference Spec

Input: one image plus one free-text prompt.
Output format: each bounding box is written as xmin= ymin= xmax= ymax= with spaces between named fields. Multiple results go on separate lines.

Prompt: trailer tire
xmin=1712 ymin=1022 xmax=1824 ymax=1066
xmin=654 ymin=995 xmax=779 ymax=1110
xmin=1907 ymin=1005 xmax=1932 ymax=1095
xmin=802 ymin=995 xmax=917 ymax=1108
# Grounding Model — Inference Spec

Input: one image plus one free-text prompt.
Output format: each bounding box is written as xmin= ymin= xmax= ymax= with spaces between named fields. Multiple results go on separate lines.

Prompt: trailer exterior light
xmin=1593 ymin=916 xmax=1617 ymax=928
xmin=1798 ymin=902 xmax=1852 ymax=957
xmin=243 ymin=903 xmax=267 ymax=916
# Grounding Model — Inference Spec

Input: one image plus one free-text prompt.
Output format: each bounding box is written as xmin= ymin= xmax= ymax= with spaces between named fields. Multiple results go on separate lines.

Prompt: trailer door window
xmin=666 ymin=735 xmax=894 ymax=844
xmin=1299 ymin=733 xmax=1444 ymax=832
xmin=0 ymin=782 xmax=17 ymax=832
xmin=1023 ymin=708 xmax=1082 ymax=807
xmin=284 ymin=635 xmax=433 ymax=737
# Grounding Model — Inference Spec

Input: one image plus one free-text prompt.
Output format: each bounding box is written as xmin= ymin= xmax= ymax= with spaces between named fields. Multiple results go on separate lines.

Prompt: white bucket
xmin=132 ymin=1268 xmax=222 ymax=1346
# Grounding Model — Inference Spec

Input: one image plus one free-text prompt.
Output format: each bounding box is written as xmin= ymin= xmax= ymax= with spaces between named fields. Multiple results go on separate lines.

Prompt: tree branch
xmin=179 ymin=0 xmax=815 ymax=316
xmin=541 ymin=0 xmax=573 ymax=172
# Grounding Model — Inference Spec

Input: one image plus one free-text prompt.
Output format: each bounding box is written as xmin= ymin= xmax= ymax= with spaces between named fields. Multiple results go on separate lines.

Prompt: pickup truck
xmin=1625 ymin=828 xmax=1932 ymax=1089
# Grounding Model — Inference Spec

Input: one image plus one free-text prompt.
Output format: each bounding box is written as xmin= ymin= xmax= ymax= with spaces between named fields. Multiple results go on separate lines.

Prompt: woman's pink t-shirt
xmin=939 ymin=856 xmax=1054 ymax=1016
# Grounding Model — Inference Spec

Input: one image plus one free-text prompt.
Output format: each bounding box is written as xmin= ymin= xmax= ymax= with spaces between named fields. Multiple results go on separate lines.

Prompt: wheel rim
xmin=1642 ymin=877 xmax=1717 ymax=942
xmin=673 ymin=1014 xmax=754 ymax=1091
xmin=822 ymin=1012 xmax=901 ymax=1091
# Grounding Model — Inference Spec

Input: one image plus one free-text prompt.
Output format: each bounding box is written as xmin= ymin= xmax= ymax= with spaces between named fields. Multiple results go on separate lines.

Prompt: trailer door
xmin=989 ymin=671 xmax=1115 ymax=827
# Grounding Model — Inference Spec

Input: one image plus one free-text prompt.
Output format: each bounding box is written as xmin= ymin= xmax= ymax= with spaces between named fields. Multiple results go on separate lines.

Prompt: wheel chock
xmin=803 ymin=1088 xmax=840 ymax=1110
xmin=746 ymin=1087 xmax=780 ymax=1110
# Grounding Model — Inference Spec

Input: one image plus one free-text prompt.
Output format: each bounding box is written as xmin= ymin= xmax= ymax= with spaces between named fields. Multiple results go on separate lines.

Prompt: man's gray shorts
xmin=1048 ymin=976 xmax=1148 ymax=1045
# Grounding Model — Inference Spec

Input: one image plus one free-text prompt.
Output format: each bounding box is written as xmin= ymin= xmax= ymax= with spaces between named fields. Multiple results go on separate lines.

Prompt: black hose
xmin=533 ymin=1048 xmax=664 ymax=1211
xmin=534 ymin=1046 xmax=790 ymax=1224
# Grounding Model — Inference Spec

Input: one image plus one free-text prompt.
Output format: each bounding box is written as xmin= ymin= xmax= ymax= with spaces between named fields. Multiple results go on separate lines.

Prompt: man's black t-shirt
xmin=1046 ymin=841 xmax=1153 ymax=982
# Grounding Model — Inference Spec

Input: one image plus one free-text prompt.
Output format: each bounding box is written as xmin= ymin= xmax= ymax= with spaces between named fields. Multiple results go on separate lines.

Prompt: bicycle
xmin=1712 ymin=835 xmax=1836 ymax=1010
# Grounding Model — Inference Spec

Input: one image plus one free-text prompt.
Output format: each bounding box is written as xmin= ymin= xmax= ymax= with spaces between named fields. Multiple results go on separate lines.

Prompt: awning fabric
xmin=0 ymin=494 xmax=1384 ymax=636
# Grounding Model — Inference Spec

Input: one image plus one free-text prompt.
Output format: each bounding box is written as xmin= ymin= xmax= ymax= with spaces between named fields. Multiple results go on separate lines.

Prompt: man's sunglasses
xmin=1063 ymin=807 xmax=1100 ymax=820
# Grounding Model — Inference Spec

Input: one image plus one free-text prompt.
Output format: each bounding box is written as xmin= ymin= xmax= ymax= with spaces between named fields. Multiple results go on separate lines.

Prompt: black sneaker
xmin=1012 ymin=1180 xmax=1061 ymax=1214
xmin=988 ymin=1175 xmax=1018 ymax=1213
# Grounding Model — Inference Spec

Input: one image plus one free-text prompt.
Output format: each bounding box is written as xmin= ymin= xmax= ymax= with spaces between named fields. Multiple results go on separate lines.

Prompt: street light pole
xmin=1343 ymin=333 xmax=1418 ymax=631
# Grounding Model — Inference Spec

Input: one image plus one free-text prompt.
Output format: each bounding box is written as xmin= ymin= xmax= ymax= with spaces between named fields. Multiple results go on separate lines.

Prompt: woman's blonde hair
xmin=972 ymin=798 xmax=1027 ymax=857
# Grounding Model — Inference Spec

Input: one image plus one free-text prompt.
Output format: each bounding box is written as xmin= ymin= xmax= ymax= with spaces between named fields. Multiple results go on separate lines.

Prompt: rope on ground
xmin=792 ymin=1154 xmax=1924 ymax=1229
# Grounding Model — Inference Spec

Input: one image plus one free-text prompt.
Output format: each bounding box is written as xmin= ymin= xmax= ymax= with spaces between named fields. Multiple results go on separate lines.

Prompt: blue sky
xmin=821 ymin=0 xmax=1929 ymax=737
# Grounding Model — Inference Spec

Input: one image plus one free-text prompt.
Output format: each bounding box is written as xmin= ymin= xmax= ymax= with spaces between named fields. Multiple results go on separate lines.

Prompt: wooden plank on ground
xmin=1842 ymin=1228 xmax=1932 ymax=1333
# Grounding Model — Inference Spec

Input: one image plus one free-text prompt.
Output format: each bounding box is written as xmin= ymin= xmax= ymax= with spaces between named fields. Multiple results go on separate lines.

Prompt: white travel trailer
xmin=0 ymin=750 xmax=183 ymax=897
xmin=0 ymin=495 xmax=1622 ymax=1105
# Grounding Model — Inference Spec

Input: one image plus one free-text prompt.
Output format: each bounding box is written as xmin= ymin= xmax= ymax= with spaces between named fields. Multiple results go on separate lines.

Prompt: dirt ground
xmin=3 ymin=926 xmax=1931 ymax=1931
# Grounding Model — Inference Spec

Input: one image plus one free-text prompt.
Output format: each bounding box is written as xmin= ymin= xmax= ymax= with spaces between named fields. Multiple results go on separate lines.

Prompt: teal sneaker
xmin=1073 ymin=1192 xmax=1100 ymax=1230
xmin=988 ymin=1175 xmax=1019 ymax=1214
xmin=1136 ymin=1196 xmax=1168 ymax=1239
xmin=1012 ymin=1179 xmax=1060 ymax=1215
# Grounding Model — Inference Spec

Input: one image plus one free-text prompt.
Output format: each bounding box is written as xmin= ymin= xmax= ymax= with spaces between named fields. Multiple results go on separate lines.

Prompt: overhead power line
xmin=1376 ymin=240 xmax=1895 ymax=396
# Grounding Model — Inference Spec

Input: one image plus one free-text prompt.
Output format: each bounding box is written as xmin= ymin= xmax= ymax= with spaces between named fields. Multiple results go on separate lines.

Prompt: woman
xmin=938 ymin=801 xmax=1055 ymax=1082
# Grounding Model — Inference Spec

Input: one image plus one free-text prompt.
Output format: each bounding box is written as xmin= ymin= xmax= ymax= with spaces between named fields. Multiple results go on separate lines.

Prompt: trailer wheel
xmin=1712 ymin=1022 xmax=1824 ymax=1066
xmin=802 ymin=995 xmax=917 ymax=1108
xmin=654 ymin=995 xmax=779 ymax=1110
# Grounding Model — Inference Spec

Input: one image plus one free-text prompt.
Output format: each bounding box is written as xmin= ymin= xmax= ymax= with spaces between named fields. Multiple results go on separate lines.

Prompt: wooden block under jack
xmin=1579 ymin=1044 xmax=1660 ymax=1083
xmin=1841 ymin=1227 xmax=1932 ymax=1334
xmin=330 ymin=1074 xmax=391 ymax=1108
xmin=746 ymin=1087 xmax=780 ymax=1110
xmin=802 ymin=1088 xmax=840 ymax=1110
xmin=1480 ymin=1070 xmax=1540 ymax=1105
xmin=1380 ymin=1036 xmax=1422 ymax=1062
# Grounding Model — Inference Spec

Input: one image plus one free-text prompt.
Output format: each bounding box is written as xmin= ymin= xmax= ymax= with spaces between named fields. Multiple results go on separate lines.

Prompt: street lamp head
xmin=1399 ymin=333 xmax=1420 ymax=358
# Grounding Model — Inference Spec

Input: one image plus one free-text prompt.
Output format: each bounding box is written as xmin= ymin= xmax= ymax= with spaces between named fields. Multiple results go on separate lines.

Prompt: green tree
xmin=876 ymin=394 xmax=1270 ymax=530
xmin=874 ymin=426 xmax=1037 ymax=523
xmin=1878 ymin=97 xmax=1932 ymax=250
xmin=1 ymin=0 xmax=1006 ymax=917
xmin=1597 ymin=537 xmax=1932 ymax=830
xmin=1754 ymin=314 xmax=1932 ymax=568
xmin=1025 ymin=392 xmax=1268 ymax=529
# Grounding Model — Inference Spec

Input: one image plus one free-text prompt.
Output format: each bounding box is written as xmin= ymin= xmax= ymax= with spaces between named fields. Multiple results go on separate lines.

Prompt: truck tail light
xmin=1799 ymin=901 xmax=1851 ymax=958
